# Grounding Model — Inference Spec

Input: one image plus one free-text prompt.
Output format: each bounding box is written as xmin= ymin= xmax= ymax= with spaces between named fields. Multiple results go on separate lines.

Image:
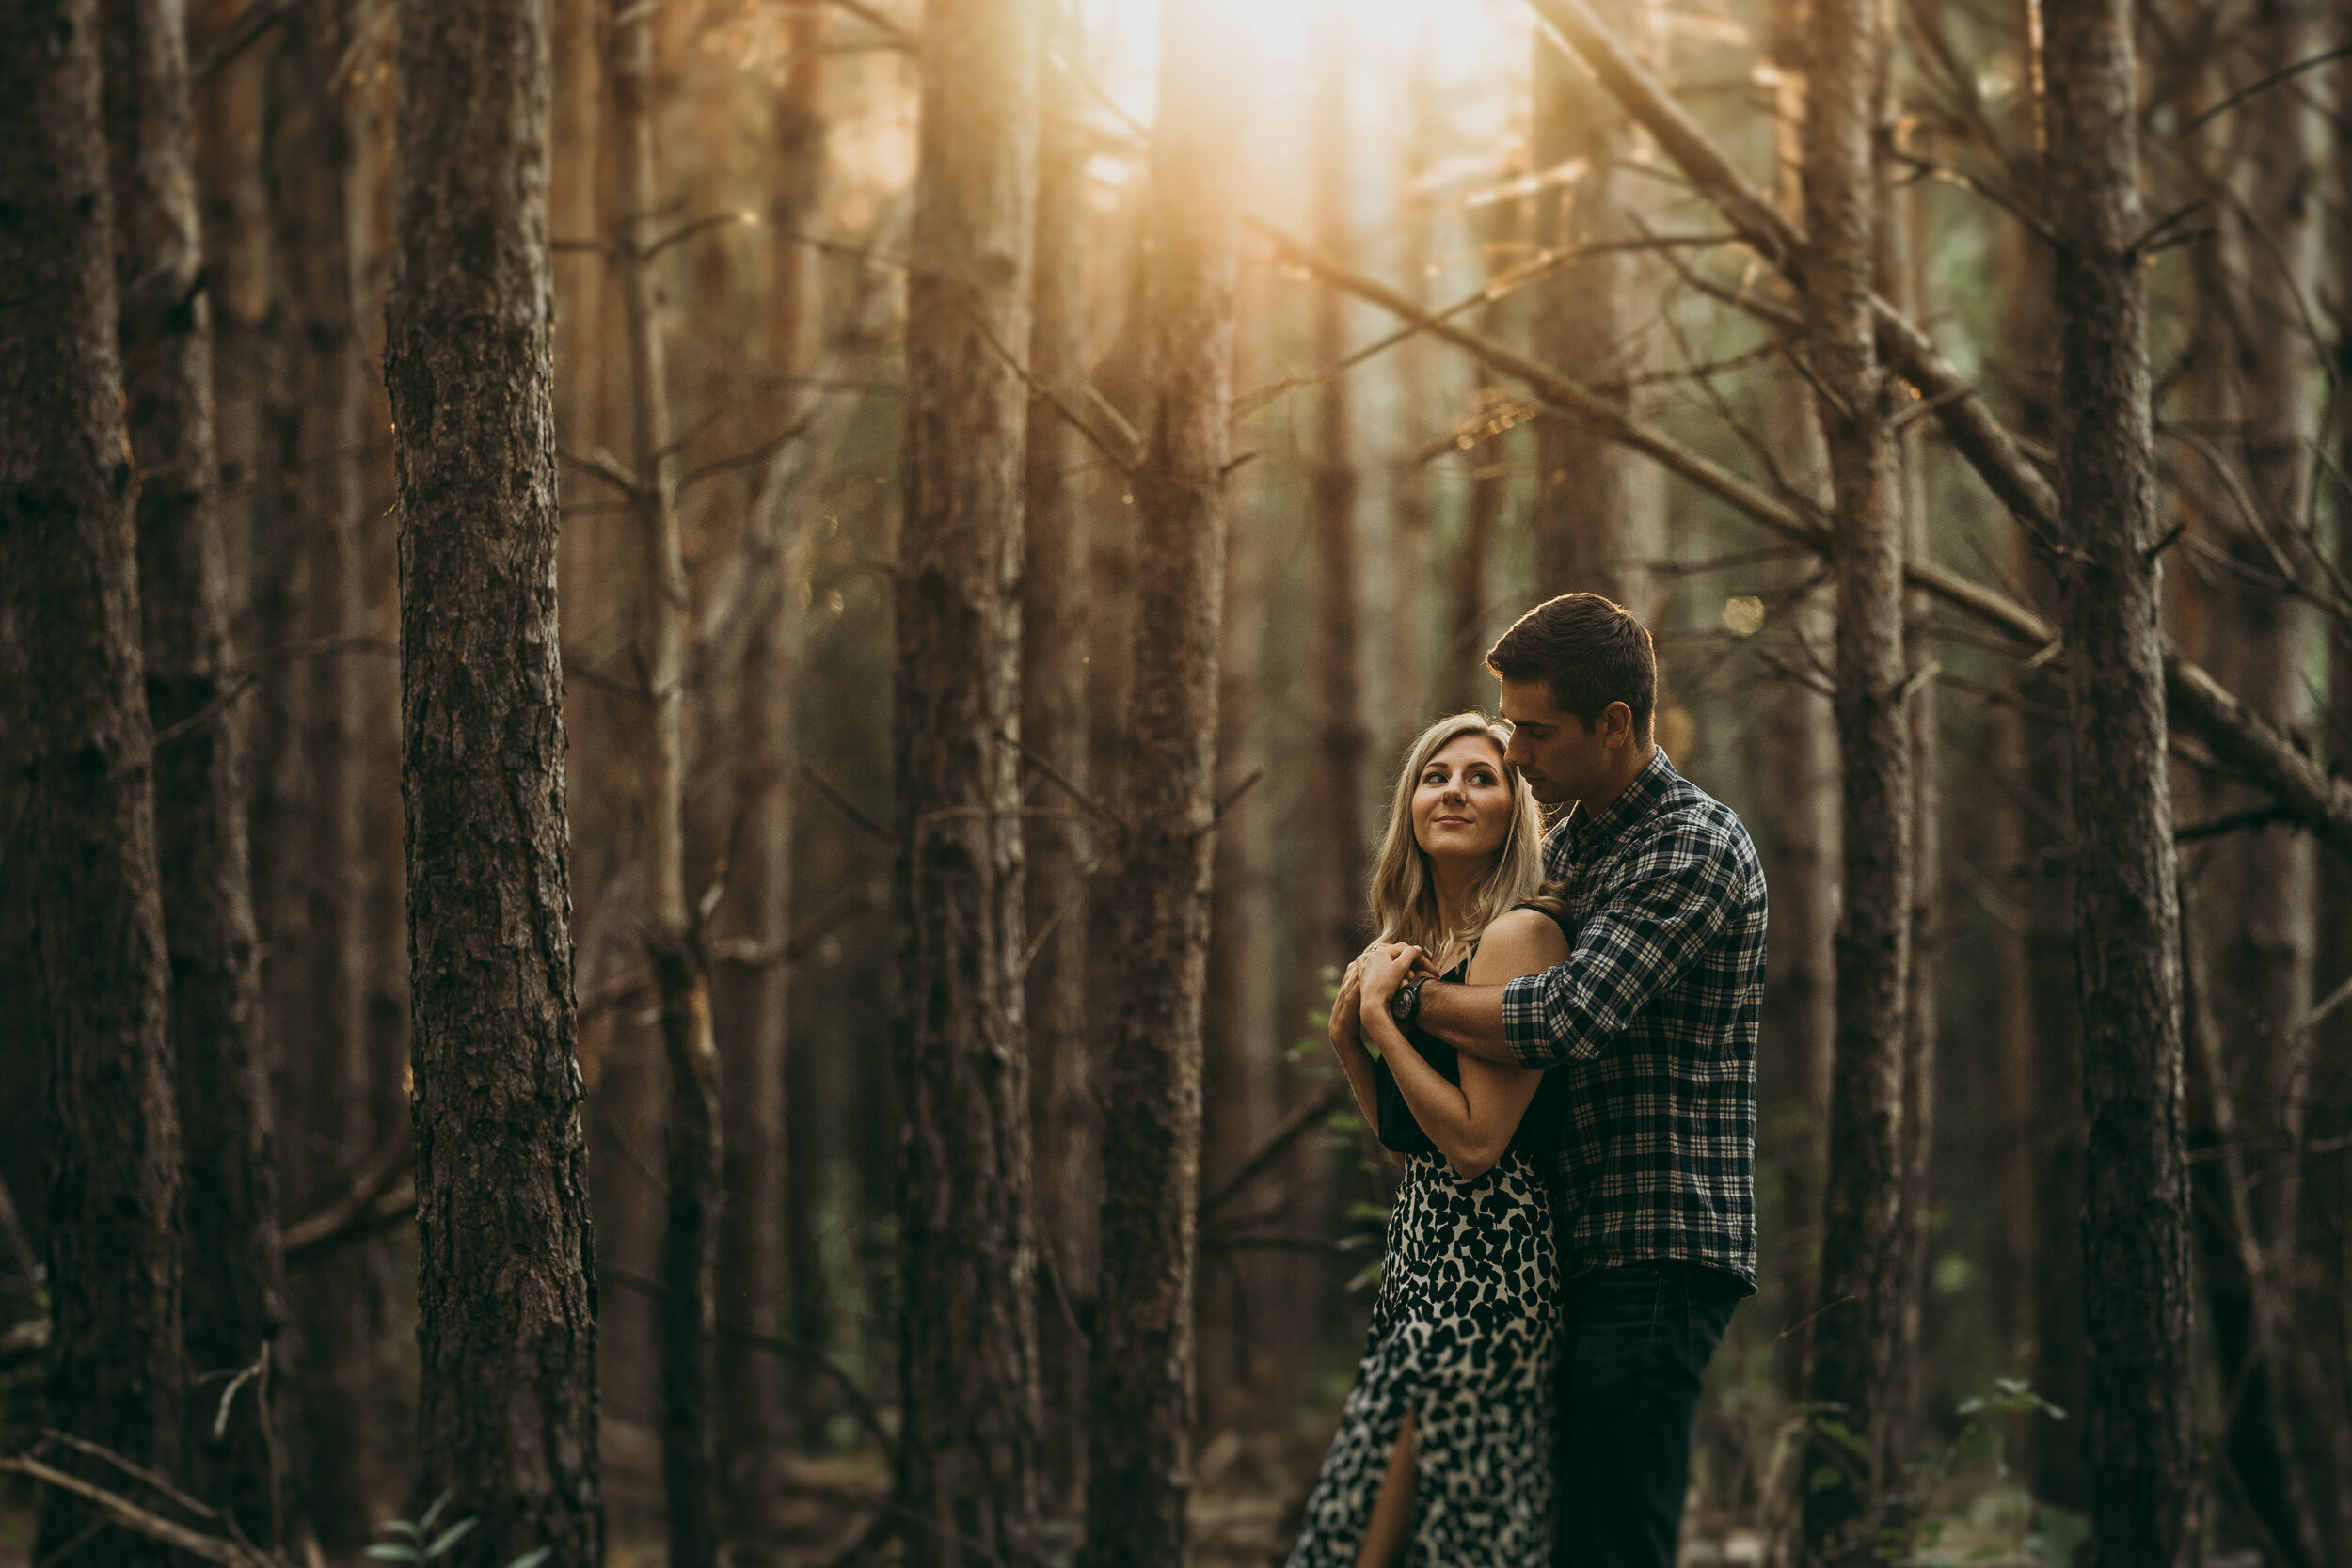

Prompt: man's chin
xmin=1526 ymin=781 xmax=1574 ymax=807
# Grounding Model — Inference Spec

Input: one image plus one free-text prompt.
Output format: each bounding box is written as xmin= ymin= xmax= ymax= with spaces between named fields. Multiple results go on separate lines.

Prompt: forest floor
xmin=586 ymin=1418 xmax=2058 ymax=1568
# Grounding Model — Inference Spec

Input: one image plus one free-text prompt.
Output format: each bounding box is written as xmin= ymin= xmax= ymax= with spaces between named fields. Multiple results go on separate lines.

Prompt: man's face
xmin=1498 ymin=677 xmax=1615 ymax=808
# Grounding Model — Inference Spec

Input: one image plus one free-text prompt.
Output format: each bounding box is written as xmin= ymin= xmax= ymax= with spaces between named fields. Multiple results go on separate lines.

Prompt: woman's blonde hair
xmin=1366 ymin=711 xmax=1549 ymax=970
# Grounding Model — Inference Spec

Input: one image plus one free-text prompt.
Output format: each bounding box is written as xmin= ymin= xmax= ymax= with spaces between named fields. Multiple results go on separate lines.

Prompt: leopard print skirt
xmin=1285 ymin=1149 xmax=1559 ymax=1566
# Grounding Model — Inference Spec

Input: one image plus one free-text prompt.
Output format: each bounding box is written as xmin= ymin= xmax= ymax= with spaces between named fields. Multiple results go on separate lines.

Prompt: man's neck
xmin=1577 ymin=741 xmax=1659 ymax=820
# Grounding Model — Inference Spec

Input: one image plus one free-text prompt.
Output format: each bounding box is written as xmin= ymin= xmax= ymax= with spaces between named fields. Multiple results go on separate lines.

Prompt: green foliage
xmin=366 ymin=1493 xmax=549 ymax=1568
xmin=1881 ymin=1381 xmax=2073 ymax=1566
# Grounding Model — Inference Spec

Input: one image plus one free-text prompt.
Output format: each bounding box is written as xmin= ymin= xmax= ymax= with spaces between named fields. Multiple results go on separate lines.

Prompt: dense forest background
xmin=3 ymin=0 xmax=2350 ymax=1563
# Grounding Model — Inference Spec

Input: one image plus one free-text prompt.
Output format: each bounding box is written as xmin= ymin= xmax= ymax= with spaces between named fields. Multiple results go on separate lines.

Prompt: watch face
xmin=1389 ymin=981 xmax=1417 ymax=1023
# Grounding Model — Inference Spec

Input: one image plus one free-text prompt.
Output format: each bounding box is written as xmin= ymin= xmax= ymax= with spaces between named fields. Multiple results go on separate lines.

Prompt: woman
xmin=1286 ymin=712 xmax=1571 ymax=1567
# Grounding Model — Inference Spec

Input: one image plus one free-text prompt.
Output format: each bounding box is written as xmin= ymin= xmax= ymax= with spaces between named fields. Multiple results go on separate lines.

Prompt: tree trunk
xmin=1 ymin=8 xmax=186 ymax=1561
xmin=2173 ymin=8 xmax=2324 ymax=1557
xmin=893 ymin=0 xmax=1044 ymax=1560
xmin=1078 ymin=6 xmax=1236 ymax=1563
xmin=605 ymin=7 xmax=723 ymax=1563
xmin=1985 ymin=200 xmax=2091 ymax=1510
xmin=385 ymin=0 xmax=603 ymax=1560
xmin=262 ymin=2 xmax=385 ymax=1543
xmin=1801 ymin=0 xmax=1914 ymax=1552
xmin=2041 ymin=3 xmax=2196 ymax=1561
xmin=713 ymin=10 xmax=828 ymax=1551
xmin=2315 ymin=64 xmax=2352 ymax=1560
xmin=1200 ymin=473 xmax=1279 ymax=1437
xmin=103 ymin=0 xmax=287 ymax=1542
xmin=1530 ymin=7 xmax=1662 ymax=611
xmin=1307 ymin=0 xmax=1366 ymax=975
xmin=1434 ymin=195 xmax=1522 ymax=718
xmin=1876 ymin=50 xmax=1940 ymax=1459
xmin=1023 ymin=2 xmax=1096 ymax=1524
xmin=1756 ymin=0 xmax=1837 ymax=1402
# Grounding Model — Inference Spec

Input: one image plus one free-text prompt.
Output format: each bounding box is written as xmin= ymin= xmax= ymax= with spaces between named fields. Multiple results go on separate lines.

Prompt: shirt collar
xmin=1558 ymin=747 xmax=1677 ymax=861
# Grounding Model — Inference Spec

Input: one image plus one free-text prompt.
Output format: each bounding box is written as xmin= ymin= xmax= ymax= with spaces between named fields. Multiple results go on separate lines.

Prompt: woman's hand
xmin=1328 ymin=958 xmax=1366 ymax=1056
xmin=1359 ymin=942 xmax=1424 ymax=1017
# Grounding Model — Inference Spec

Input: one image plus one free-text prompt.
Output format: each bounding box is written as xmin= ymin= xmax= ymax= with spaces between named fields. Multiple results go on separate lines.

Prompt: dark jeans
xmin=1554 ymin=1261 xmax=1742 ymax=1568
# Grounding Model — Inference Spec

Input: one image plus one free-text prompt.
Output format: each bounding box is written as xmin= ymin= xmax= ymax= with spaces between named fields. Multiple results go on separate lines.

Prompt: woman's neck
xmin=1428 ymin=854 xmax=1483 ymax=942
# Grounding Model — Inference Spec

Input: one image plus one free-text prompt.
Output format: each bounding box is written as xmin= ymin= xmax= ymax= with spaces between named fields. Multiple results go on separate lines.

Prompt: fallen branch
xmin=0 ymin=1452 xmax=274 ymax=1568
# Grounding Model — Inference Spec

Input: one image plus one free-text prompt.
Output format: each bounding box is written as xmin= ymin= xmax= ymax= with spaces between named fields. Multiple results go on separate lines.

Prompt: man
xmin=1359 ymin=593 xmax=1766 ymax=1567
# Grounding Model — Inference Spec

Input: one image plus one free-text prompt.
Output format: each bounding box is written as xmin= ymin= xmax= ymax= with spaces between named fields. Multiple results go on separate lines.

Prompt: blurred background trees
xmin=4 ymin=0 xmax=2351 ymax=1562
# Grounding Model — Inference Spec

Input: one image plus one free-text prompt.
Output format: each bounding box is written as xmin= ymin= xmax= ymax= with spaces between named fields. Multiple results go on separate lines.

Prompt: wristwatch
xmin=1388 ymin=974 xmax=1427 ymax=1029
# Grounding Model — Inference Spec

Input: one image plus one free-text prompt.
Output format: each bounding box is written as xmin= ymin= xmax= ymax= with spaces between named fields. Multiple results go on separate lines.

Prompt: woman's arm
xmin=1325 ymin=957 xmax=1389 ymax=1144
xmin=1360 ymin=911 xmax=1569 ymax=1179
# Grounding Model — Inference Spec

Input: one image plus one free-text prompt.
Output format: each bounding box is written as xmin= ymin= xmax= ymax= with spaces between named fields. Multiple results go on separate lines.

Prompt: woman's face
xmin=1411 ymin=733 xmax=1516 ymax=866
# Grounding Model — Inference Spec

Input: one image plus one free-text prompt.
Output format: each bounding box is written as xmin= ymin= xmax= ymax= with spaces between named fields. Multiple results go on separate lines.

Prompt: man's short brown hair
xmin=1486 ymin=594 xmax=1656 ymax=738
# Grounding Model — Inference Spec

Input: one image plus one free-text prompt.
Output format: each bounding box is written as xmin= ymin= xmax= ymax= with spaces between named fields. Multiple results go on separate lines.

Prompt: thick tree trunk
xmin=385 ymin=0 xmax=603 ymax=1561
xmin=893 ymin=0 xmax=1044 ymax=1560
xmin=262 ymin=3 xmax=385 ymax=1543
xmin=2041 ymin=4 xmax=2196 ymax=1561
xmin=713 ymin=11 xmax=827 ymax=1551
xmin=1078 ymin=7 xmax=1236 ymax=1563
xmin=1022 ymin=4 xmax=1096 ymax=1522
xmin=1530 ymin=8 xmax=1661 ymax=611
xmin=605 ymin=8 xmax=723 ymax=1563
xmin=1756 ymin=0 xmax=1837 ymax=1401
xmin=103 ymin=0 xmax=287 ymax=1542
xmin=1307 ymin=0 xmax=1367 ymax=975
xmin=2316 ymin=68 xmax=2352 ymax=1560
xmin=2 ymin=11 xmax=186 ymax=1565
xmin=1800 ymin=0 xmax=1914 ymax=1552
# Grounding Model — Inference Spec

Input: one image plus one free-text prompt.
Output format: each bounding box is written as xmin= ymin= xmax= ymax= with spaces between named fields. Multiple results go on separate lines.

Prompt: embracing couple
xmin=1285 ymin=593 xmax=1768 ymax=1568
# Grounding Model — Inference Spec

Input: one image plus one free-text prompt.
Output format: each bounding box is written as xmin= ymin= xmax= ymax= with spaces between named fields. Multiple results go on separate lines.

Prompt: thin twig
xmin=801 ymin=764 xmax=893 ymax=844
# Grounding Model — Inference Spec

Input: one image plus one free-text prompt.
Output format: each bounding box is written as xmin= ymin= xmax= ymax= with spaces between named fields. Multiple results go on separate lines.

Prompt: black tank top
xmin=1372 ymin=903 xmax=1575 ymax=1161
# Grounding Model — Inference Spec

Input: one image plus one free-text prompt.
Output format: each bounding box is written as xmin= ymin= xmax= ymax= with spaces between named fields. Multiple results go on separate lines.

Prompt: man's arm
xmin=1413 ymin=980 xmax=1516 ymax=1066
xmin=1421 ymin=822 xmax=1748 ymax=1069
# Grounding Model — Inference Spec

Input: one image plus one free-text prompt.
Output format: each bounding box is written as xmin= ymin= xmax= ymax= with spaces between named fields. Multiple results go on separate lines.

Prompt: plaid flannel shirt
xmin=1502 ymin=748 xmax=1765 ymax=1291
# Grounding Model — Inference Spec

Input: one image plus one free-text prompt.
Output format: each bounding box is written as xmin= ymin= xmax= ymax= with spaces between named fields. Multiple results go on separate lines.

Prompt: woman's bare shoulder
xmin=1467 ymin=907 xmax=1569 ymax=984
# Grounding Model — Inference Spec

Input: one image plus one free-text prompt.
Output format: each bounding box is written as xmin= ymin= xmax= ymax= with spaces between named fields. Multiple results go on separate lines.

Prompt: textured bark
xmin=2173 ymin=8 xmax=2324 ymax=1557
xmin=893 ymin=0 xmax=1044 ymax=1560
xmin=1077 ymin=8 xmax=1235 ymax=1563
xmin=713 ymin=11 xmax=827 ymax=1550
xmin=1756 ymin=0 xmax=1836 ymax=1401
xmin=1877 ymin=61 xmax=1939 ymax=1458
xmin=2042 ymin=4 xmax=2196 ymax=1560
xmin=262 ymin=2 xmax=384 ymax=1542
xmin=2317 ymin=65 xmax=2352 ymax=1560
xmin=1307 ymin=0 xmax=1367 ymax=977
xmin=605 ymin=8 xmax=722 ymax=1562
xmin=385 ymin=0 xmax=604 ymax=1561
xmin=1800 ymin=0 xmax=1914 ymax=1551
xmin=103 ymin=0 xmax=287 ymax=1541
xmin=0 ymin=7 xmax=186 ymax=1561
xmin=1530 ymin=7 xmax=1661 ymax=611
xmin=1022 ymin=3 xmax=1097 ymax=1519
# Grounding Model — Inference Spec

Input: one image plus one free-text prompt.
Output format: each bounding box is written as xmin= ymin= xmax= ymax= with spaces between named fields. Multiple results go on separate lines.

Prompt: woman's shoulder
xmin=1468 ymin=907 xmax=1570 ymax=981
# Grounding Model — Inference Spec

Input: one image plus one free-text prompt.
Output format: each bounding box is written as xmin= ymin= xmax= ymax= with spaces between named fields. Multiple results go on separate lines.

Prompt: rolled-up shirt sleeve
xmin=1501 ymin=826 xmax=1747 ymax=1069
